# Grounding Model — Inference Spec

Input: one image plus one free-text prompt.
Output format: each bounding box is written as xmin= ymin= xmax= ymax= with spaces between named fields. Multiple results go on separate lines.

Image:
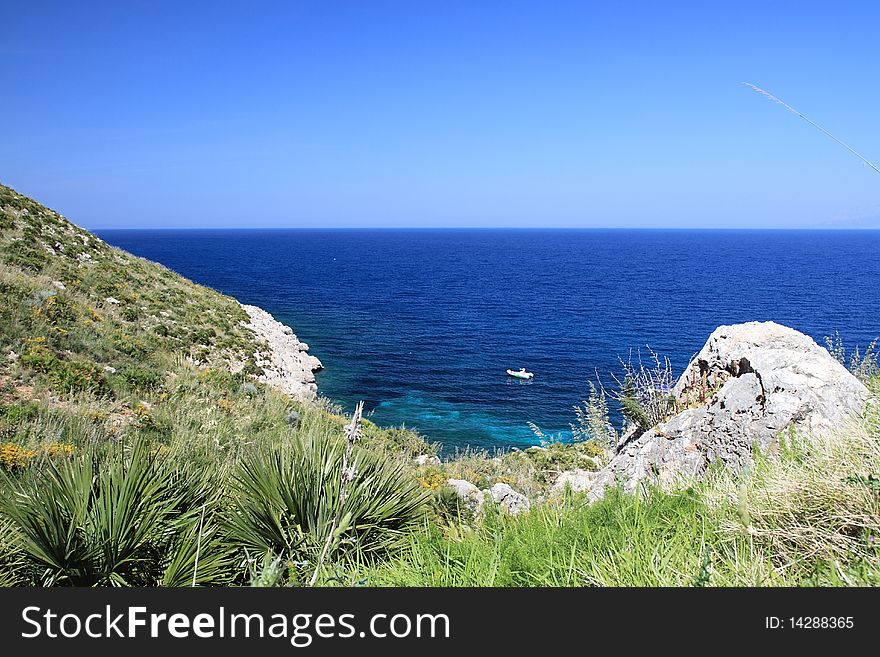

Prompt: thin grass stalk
xmin=192 ymin=503 xmax=206 ymax=587
xmin=308 ymin=401 xmax=364 ymax=587
xmin=744 ymin=82 xmax=880 ymax=176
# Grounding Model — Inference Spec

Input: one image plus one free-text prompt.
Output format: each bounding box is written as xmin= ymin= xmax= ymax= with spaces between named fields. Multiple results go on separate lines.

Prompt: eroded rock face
xmin=239 ymin=303 xmax=324 ymax=402
xmin=673 ymin=321 xmax=868 ymax=436
xmin=554 ymin=322 xmax=871 ymax=500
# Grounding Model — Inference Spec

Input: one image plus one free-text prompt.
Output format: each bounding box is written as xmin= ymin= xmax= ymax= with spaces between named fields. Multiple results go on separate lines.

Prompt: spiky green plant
xmin=0 ymin=516 xmax=26 ymax=587
xmin=0 ymin=440 xmax=232 ymax=586
xmin=224 ymin=430 xmax=431 ymax=579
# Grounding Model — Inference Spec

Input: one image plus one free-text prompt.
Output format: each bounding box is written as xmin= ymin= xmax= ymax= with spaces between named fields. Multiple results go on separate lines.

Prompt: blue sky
xmin=1 ymin=0 xmax=879 ymax=228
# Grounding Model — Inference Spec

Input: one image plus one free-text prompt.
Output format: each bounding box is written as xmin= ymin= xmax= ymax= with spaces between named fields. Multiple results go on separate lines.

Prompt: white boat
xmin=506 ymin=368 xmax=534 ymax=380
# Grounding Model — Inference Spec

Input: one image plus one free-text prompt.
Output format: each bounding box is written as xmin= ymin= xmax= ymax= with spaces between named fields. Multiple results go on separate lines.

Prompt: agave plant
xmin=0 ymin=440 xmax=234 ymax=586
xmin=225 ymin=430 xmax=431 ymax=575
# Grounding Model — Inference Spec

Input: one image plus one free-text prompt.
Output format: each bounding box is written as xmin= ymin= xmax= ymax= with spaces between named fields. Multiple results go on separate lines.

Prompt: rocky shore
xmin=238 ymin=303 xmax=324 ymax=402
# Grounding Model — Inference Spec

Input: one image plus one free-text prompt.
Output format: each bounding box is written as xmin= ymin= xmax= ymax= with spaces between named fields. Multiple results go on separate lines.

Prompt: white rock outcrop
xmin=489 ymin=483 xmax=531 ymax=516
xmin=239 ymin=303 xmax=323 ymax=402
xmin=447 ymin=478 xmax=485 ymax=515
xmin=553 ymin=321 xmax=871 ymax=500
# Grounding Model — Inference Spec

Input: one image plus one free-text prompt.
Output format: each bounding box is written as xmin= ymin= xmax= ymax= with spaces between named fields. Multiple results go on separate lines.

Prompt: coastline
xmin=237 ymin=303 xmax=324 ymax=402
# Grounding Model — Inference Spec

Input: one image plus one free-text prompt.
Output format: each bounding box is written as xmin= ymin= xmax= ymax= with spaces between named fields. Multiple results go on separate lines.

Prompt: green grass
xmin=354 ymin=487 xmax=720 ymax=586
xmin=346 ymin=381 xmax=880 ymax=587
xmin=344 ymin=485 xmax=793 ymax=587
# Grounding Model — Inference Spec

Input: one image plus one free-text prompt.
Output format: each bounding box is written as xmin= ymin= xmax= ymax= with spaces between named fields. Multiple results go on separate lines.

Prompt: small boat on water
xmin=506 ymin=368 xmax=534 ymax=380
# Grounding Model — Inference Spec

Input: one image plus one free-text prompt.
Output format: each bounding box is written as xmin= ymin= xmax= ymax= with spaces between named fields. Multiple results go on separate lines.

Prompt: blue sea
xmin=96 ymin=229 xmax=880 ymax=453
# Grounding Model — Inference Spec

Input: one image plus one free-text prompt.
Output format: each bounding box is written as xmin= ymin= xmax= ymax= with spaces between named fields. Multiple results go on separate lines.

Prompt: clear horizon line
xmin=87 ymin=225 xmax=880 ymax=232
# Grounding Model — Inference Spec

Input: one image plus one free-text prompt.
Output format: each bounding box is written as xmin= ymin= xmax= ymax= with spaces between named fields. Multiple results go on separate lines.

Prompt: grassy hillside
xmin=0 ymin=183 xmax=435 ymax=457
xmin=0 ymin=183 xmax=877 ymax=587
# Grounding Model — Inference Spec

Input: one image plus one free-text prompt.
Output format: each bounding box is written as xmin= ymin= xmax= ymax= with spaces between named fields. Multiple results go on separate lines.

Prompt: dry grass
xmin=707 ymin=393 xmax=880 ymax=576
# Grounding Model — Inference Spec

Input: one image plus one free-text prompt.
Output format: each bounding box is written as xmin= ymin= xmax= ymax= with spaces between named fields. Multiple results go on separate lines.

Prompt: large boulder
xmin=672 ymin=321 xmax=869 ymax=440
xmin=556 ymin=321 xmax=871 ymax=500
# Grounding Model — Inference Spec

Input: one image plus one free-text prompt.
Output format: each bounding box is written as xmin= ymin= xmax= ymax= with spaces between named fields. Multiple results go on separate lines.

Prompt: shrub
xmin=0 ymin=402 xmax=40 ymax=424
xmin=571 ymin=382 xmax=617 ymax=447
xmin=112 ymin=332 xmax=149 ymax=359
xmin=0 ymin=443 xmax=37 ymax=471
xmin=117 ymin=366 xmax=163 ymax=393
xmin=521 ymin=441 xmax=602 ymax=477
xmin=189 ymin=327 xmax=216 ymax=346
xmin=121 ymin=306 xmax=141 ymax=322
xmin=19 ymin=339 xmax=107 ymax=395
xmin=416 ymin=466 xmax=447 ymax=491
xmin=0 ymin=441 xmax=233 ymax=586
xmin=19 ymin=337 xmax=58 ymax=373
xmin=51 ymin=360 xmax=107 ymax=395
xmin=241 ymin=360 xmax=264 ymax=377
xmin=197 ymin=368 xmax=239 ymax=392
xmin=363 ymin=423 xmax=436 ymax=458
xmin=31 ymin=293 xmax=78 ymax=328
xmin=608 ymin=348 xmax=678 ymax=432
xmin=225 ymin=433 xmax=431 ymax=575
xmin=825 ymin=332 xmax=879 ymax=381
xmin=3 ymin=239 xmax=47 ymax=272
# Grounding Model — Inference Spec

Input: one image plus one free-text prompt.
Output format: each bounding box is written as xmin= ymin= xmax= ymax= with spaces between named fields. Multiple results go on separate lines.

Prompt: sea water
xmin=98 ymin=229 xmax=880 ymax=452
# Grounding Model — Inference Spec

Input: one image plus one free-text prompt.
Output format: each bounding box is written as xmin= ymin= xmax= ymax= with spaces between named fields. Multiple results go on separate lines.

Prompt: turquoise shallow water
xmin=98 ymin=229 xmax=880 ymax=453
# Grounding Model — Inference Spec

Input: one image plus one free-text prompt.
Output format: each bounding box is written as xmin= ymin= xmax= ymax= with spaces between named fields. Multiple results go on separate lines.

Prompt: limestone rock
xmin=447 ymin=478 xmax=485 ymax=515
xmin=488 ymin=483 xmax=531 ymax=515
xmin=239 ymin=303 xmax=324 ymax=402
xmin=672 ymin=321 xmax=870 ymax=452
xmin=550 ymin=469 xmax=616 ymax=502
xmin=558 ymin=321 xmax=871 ymax=502
xmin=414 ymin=454 xmax=441 ymax=467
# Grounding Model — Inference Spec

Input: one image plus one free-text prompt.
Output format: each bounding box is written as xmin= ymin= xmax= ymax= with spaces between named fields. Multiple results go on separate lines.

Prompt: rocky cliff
xmin=0 ymin=182 xmax=324 ymax=410
xmin=238 ymin=304 xmax=323 ymax=402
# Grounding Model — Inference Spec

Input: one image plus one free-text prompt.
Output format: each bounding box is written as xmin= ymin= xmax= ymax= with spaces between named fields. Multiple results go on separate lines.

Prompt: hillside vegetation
xmin=0 ymin=183 xmax=878 ymax=587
